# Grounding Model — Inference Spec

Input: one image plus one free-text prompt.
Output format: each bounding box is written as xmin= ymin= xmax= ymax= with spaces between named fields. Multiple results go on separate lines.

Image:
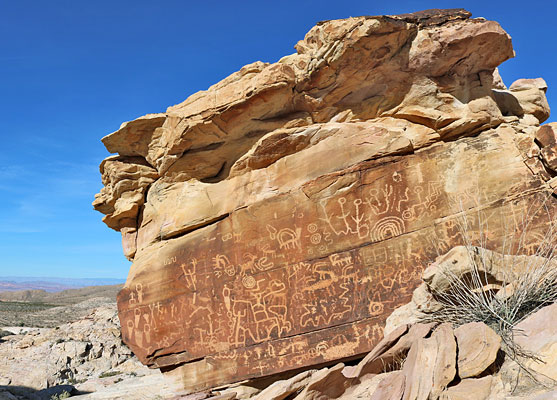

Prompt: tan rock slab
xmin=253 ymin=370 xmax=315 ymax=400
xmin=293 ymin=363 xmax=352 ymax=400
xmin=454 ymin=322 xmax=501 ymax=379
xmin=344 ymin=323 xmax=435 ymax=379
xmin=439 ymin=376 xmax=492 ymax=400
xmin=430 ymin=323 xmax=457 ymax=399
xmin=402 ymin=336 xmax=437 ymax=400
xmin=512 ymin=302 xmax=557 ymax=381
xmin=370 ymin=371 xmax=405 ymax=400
xmin=342 ymin=324 xmax=408 ymax=379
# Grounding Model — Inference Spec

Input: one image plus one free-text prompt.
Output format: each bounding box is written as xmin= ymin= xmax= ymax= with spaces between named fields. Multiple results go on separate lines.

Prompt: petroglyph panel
xmin=119 ymin=130 xmax=547 ymax=376
xmin=118 ymin=129 xmax=556 ymax=391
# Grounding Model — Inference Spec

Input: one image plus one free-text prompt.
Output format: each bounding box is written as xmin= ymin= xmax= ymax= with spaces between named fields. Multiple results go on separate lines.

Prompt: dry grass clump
xmin=420 ymin=193 xmax=557 ymax=371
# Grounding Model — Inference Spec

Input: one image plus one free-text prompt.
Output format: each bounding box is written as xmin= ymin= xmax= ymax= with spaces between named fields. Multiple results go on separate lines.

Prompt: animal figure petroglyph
xmin=267 ymin=225 xmax=302 ymax=250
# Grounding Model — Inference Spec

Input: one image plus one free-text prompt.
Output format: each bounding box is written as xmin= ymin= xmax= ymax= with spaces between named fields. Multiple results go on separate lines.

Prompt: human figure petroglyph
xmin=223 ymin=276 xmax=290 ymax=346
xmin=128 ymin=291 xmax=137 ymax=306
xmin=180 ymin=259 xmax=198 ymax=292
xmin=319 ymin=183 xmax=411 ymax=241
xmin=337 ymin=197 xmax=354 ymax=235
xmin=351 ymin=198 xmax=370 ymax=239
xmin=364 ymin=183 xmax=405 ymax=216
xmin=319 ymin=197 xmax=370 ymax=238
xmin=300 ymin=299 xmax=329 ymax=328
xmin=364 ymin=181 xmax=414 ymax=217
xmin=125 ymin=319 xmax=136 ymax=344
xmin=128 ymin=283 xmax=144 ymax=307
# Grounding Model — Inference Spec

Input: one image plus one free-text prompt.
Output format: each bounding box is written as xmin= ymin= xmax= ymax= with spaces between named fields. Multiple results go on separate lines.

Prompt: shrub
xmin=419 ymin=192 xmax=557 ymax=380
xmin=50 ymin=391 xmax=71 ymax=400
xmin=99 ymin=370 xmax=122 ymax=378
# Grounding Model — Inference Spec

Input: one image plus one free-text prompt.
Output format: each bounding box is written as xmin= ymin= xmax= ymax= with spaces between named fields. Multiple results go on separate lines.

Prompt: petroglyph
xmin=114 ymin=117 xmax=556 ymax=392
xmin=267 ymin=225 xmax=303 ymax=250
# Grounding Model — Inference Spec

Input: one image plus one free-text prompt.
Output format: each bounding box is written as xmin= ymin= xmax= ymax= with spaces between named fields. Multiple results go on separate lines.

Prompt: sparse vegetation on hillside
xmin=0 ymin=285 xmax=121 ymax=328
xmin=0 ymin=284 xmax=122 ymax=304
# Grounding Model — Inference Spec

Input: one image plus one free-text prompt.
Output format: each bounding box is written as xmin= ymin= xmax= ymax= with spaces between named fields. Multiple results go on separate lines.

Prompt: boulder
xmin=93 ymin=7 xmax=557 ymax=392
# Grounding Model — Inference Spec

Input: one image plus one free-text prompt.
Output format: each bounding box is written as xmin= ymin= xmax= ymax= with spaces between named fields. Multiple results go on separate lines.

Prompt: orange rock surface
xmin=93 ymin=8 xmax=557 ymax=392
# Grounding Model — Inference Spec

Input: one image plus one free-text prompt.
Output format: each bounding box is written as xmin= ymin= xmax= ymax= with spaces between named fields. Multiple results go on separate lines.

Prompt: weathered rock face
xmin=93 ymin=8 xmax=557 ymax=392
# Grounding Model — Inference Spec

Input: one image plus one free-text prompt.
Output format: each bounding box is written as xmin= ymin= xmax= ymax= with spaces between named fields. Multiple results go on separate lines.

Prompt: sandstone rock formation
xmin=93 ymin=8 xmax=557 ymax=392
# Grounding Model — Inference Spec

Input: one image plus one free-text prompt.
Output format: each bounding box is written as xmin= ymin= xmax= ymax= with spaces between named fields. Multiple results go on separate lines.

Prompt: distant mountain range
xmin=0 ymin=276 xmax=125 ymax=293
xmin=0 ymin=283 xmax=123 ymax=305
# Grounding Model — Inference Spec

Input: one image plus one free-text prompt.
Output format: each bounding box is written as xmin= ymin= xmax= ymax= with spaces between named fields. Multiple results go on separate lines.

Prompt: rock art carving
xmin=94 ymin=8 xmax=557 ymax=393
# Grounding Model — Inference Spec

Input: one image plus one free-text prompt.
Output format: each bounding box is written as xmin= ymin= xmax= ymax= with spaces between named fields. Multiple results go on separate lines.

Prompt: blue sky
xmin=0 ymin=0 xmax=555 ymax=279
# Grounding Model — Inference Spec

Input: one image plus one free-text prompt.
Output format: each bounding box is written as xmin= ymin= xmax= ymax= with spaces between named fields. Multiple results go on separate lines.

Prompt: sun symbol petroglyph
xmin=368 ymin=301 xmax=384 ymax=316
xmin=242 ymin=275 xmax=256 ymax=289
xmin=310 ymin=233 xmax=322 ymax=244
xmin=307 ymin=223 xmax=318 ymax=233
xmin=135 ymin=283 xmax=144 ymax=303
xmin=370 ymin=216 xmax=405 ymax=242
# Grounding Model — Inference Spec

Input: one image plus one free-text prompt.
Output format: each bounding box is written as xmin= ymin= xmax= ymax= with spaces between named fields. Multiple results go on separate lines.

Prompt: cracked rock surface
xmin=93 ymin=7 xmax=557 ymax=393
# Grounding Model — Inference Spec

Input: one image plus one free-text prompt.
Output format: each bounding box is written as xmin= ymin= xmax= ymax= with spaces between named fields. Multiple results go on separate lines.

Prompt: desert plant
xmin=380 ymin=351 xmax=407 ymax=373
xmin=420 ymin=191 xmax=557 ymax=381
xmin=99 ymin=370 xmax=122 ymax=378
xmin=0 ymin=329 xmax=12 ymax=339
xmin=50 ymin=391 xmax=71 ymax=400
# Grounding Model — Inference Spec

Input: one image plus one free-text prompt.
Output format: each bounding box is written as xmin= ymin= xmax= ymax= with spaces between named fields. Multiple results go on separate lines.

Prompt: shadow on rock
xmin=0 ymin=385 xmax=90 ymax=400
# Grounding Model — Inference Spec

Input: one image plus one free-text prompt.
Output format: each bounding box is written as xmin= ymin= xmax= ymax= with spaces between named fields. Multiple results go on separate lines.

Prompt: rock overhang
xmin=93 ymin=8 xmax=557 ymax=393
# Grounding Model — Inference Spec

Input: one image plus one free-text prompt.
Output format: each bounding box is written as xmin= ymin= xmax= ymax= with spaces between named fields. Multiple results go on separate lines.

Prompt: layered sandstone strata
xmin=93 ymin=8 xmax=557 ymax=392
